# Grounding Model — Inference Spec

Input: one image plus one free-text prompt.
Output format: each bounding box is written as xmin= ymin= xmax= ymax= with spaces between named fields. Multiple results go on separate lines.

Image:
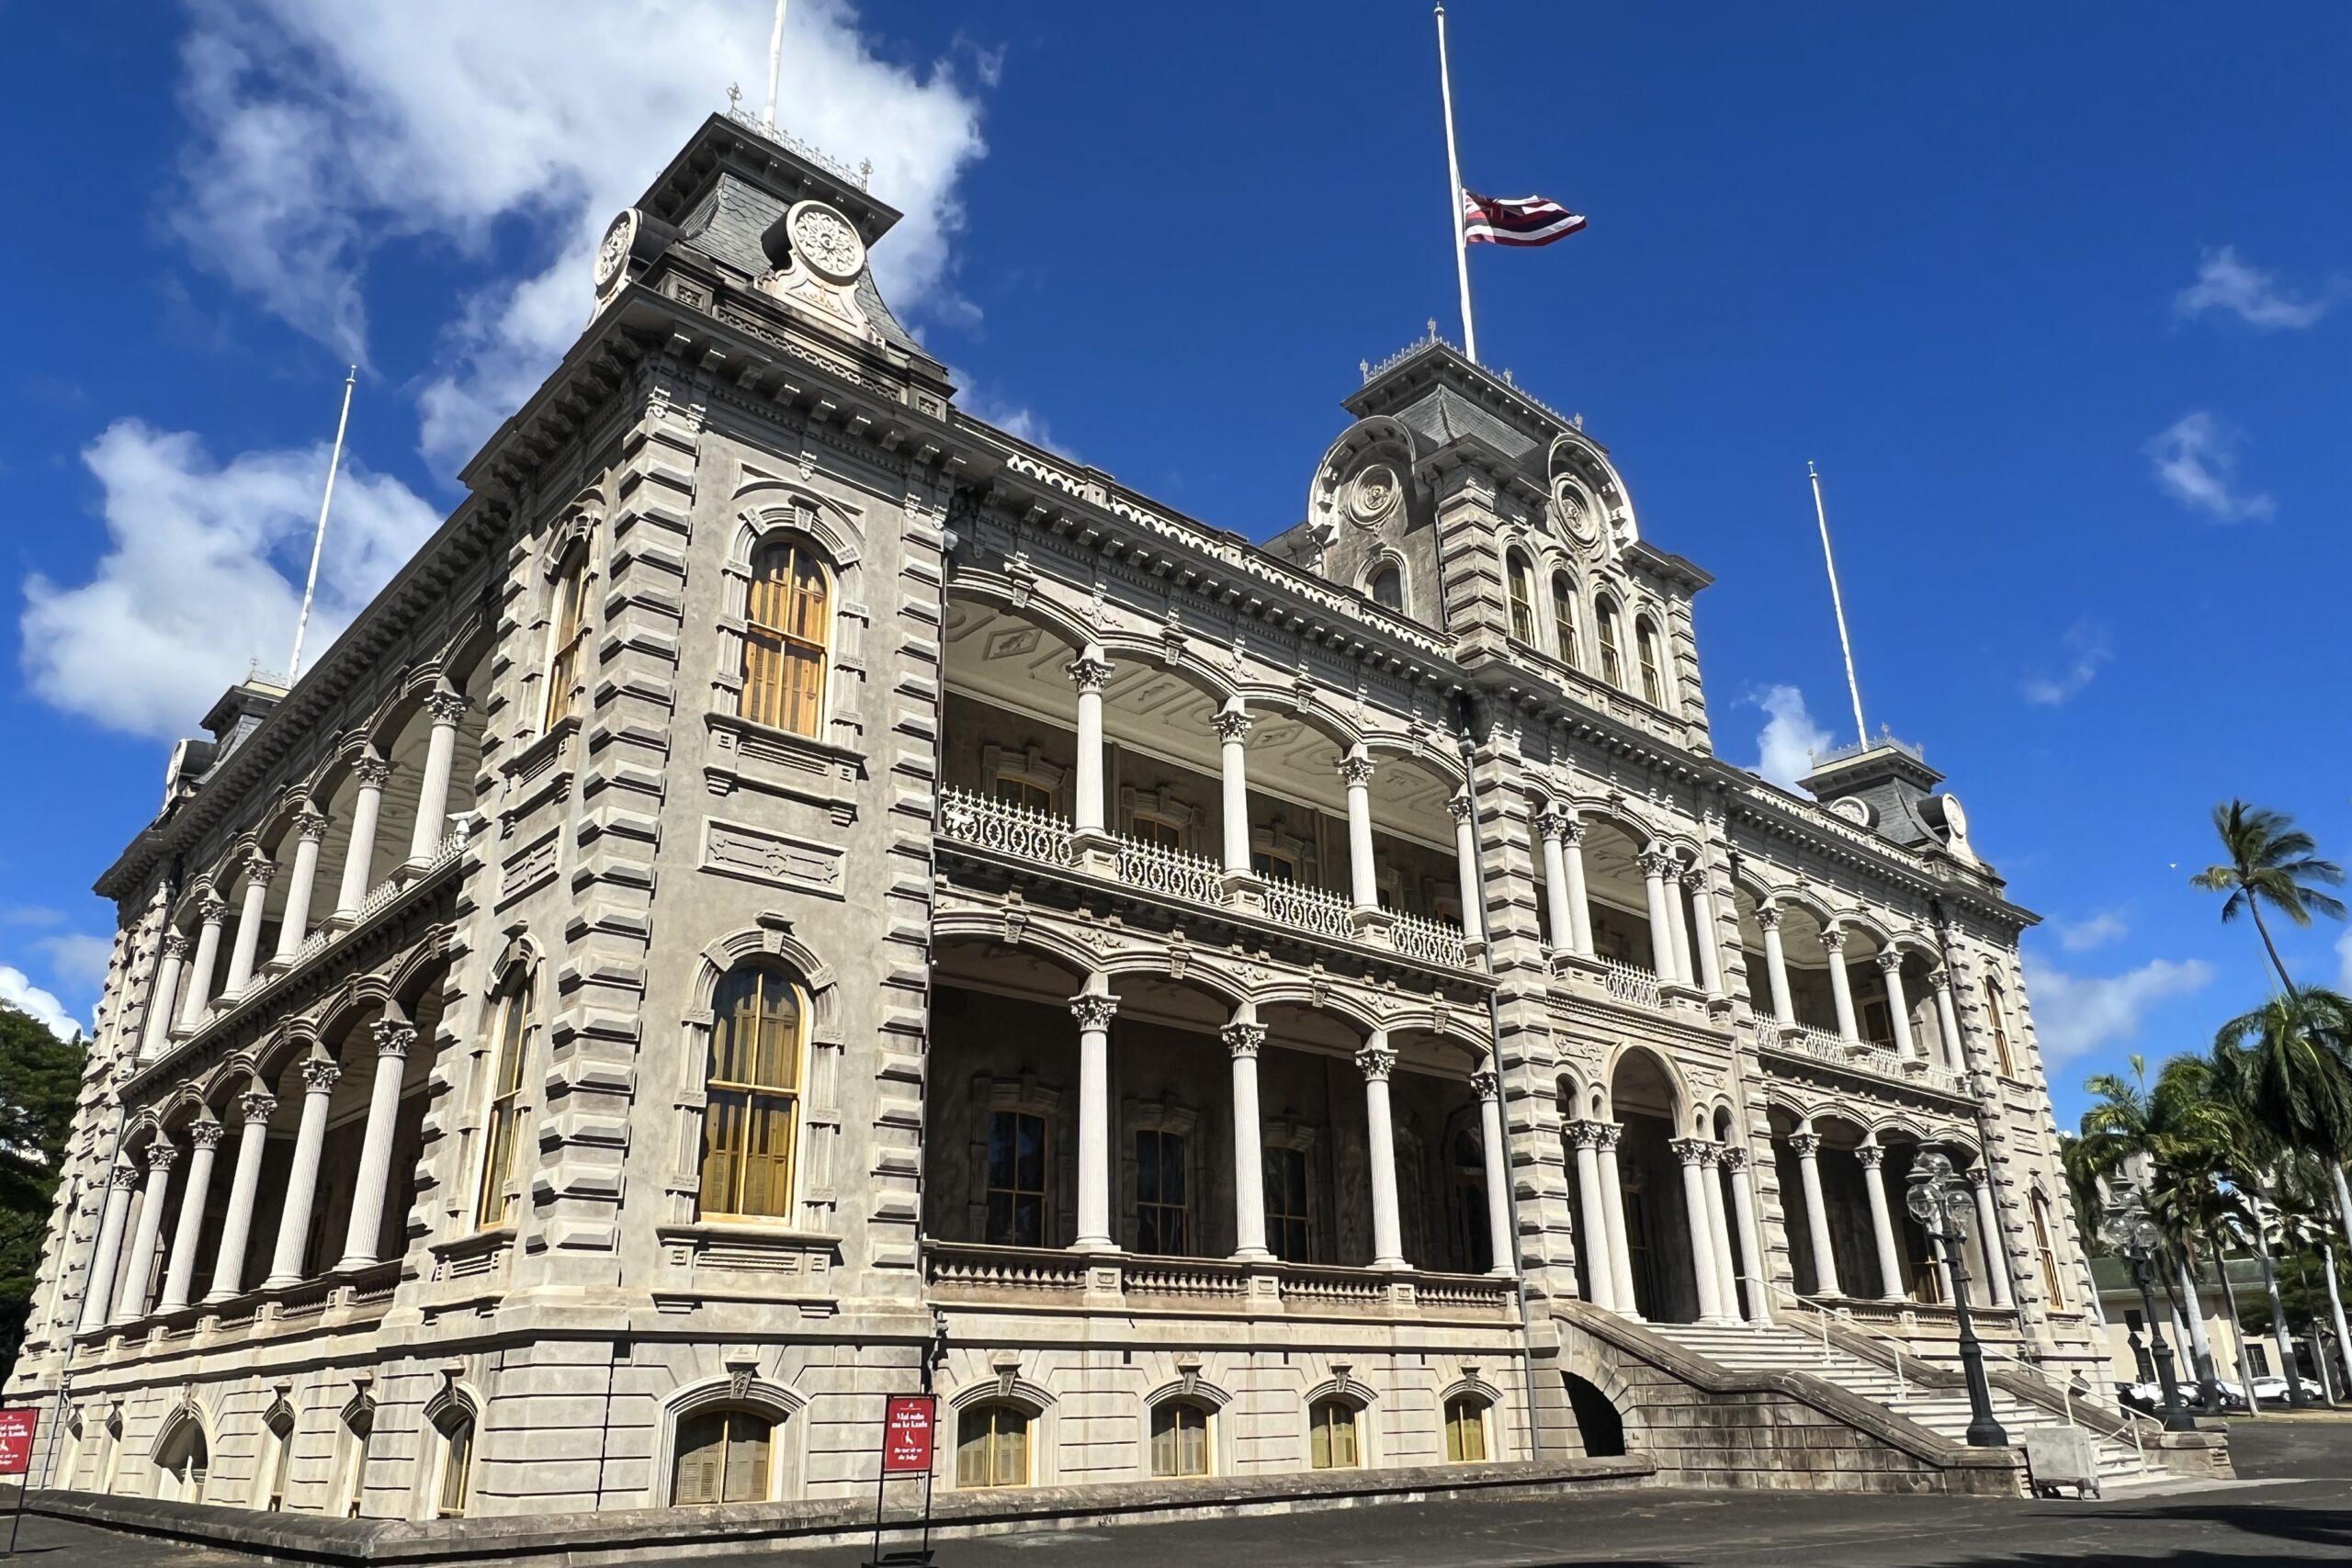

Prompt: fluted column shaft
xmin=1598 ymin=1124 xmax=1639 ymax=1314
xmin=1071 ymin=987 xmax=1117 ymax=1251
xmin=1225 ymin=1019 xmax=1270 ymax=1260
xmin=1568 ymin=1123 xmax=1615 ymax=1310
xmin=1639 ymin=852 xmax=1678 ymax=981
xmin=178 ymin=897 xmax=227 ymax=1031
xmin=1857 ymin=1144 xmax=1905 ymax=1301
xmin=1340 ymin=753 xmax=1379 ymax=911
xmin=406 ymin=694 xmax=468 ymax=863
xmin=204 ymin=1091 xmax=275 ymax=1303
xmin=156 ymin=1122 xmax=225 ymax=1313
xmin=333 ymin=760 xmax=391 ymax=919
xmin=1724 ymin=1147 xmax=1770 ymax=1323
xmin=141 ymin=935 xmax=188 ymax=1059
xmin=1968 ymin=1168 xmax=2013 ymax=1308
xmin=76 ymin=1165 xmax=141 ymax=1332
xmin=1559 ymin=818 xmax=1595 ymax=957
xmin=1790 ymin=1133 xmax=1841 ymax=1296
xmin=1673 ymin=1140 xmax=1726 ymax=1323
xmin=1685 ymin=872 xmax=1725 ymax=997
xmin=1662 ymin=871 xmax=1693 ymax=987
xmin=223 ymin=858 xmax=276 ymax=998
xmin=1823 ymin=927 xmax=1860 ymax=1042
xmin=1930 ymin=971 xmax=1965 ymax=1072
xmin=1216 ymin=706 xmax=1252 ymax=875
xmin=1447 ymin=795 xmax=1484 ymax=945
xmin=271 ymin=812 xmax=330 ymax=963
xmin=1702 ymin=1145 xmax=1740 ymax=1320
xmin=1878 ymin=953 xmax=1917 ymax=1058
xmin=112 ymin=1140 xmax=178 ymax=1325
xmin=1758 ymin=905 xmax=1795 ymax=1025
xmin=265 ymin=1061 xmax=342 ymax=1289
xmin=1069 ymin=650 xmax=1110 ymax=835
xmin=335 ymin=1022 xmax=416 ymax=1270
xmin=1361 ymin=1035 xmax=1408 ymax=1269
xmin=1474 ymin=1070 xmax=1515 ymax=1276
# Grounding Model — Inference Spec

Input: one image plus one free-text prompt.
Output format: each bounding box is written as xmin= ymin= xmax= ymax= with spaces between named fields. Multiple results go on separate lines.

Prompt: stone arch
xmin=149 ymin=1395 xmax=214 ymax=1503
xmin=657 ymin=1371 xmax=810 ymax=1506
xmin=1545 ymin=429 xmax=1641 ymax=547
xmin=730 ymin=482 xmax=866 ymax=571
xmin=1599 ymin=1043 xmax=1687 ymax=1126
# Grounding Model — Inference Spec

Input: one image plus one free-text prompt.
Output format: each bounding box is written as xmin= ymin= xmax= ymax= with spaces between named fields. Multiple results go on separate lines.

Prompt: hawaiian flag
xmin=1461 ymin=189 xmax=1587 ymax=246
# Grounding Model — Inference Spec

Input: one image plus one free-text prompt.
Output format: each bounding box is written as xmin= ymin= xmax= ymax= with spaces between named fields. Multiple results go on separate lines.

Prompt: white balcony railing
xmin=1599 ymin=957 xmax=1662 ymax=1010
xmin=1114 ymin=835 xmax=1230 ymax=908
xmin=937 ymin=787 xmax=1077 ymax=867
xmin=1261 ymin=877 xmax=1356 ymax=943
xmin=1769 ymin=1021 xmax=1970 ymax=1099
xmin=1386 ymin=910 xmax=1470 ymax=969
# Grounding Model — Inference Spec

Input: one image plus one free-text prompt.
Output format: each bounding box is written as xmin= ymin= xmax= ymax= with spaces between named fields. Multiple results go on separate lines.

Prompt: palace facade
xmin=9 ymin=113 xmax=2147 ymax=1526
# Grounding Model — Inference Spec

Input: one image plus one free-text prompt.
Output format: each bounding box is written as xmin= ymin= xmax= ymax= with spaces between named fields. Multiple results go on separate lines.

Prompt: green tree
xmin=2191 ymin=800 xmax=2347 ymax=991
xmin=0 ymin=1003 xmax=85 ymax=1387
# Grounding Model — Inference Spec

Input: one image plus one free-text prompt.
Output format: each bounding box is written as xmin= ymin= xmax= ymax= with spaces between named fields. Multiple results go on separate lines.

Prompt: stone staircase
xmin=1653 ymin=1321 xmax=2165 ymax=1491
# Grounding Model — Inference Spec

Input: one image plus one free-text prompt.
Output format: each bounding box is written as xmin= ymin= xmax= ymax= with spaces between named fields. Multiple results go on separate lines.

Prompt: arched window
xmin=2031 ymin=1194 xmax=2065 ymax=1309
xmin=153 ymin=1417 xmax=209 ymax=1504
xmin=1366 ymin=563 xmax=1404 ymax=612
xmin=1505 ymin=553 xmax=1537 ymax=644
xmin=1595 ymin=598 xmax=1624 ymax=687
xmin=1982 ymin=977 xmax=2017 ymax=1077
xmin=1148 ymin=1400 xmax=1212 ymax=1478
xmin=433 ymin=1406 xmax=475 ymax=1518
xmin=673 ymin=1406 xmax=776 ymax=1505
xmin=543 ymin=545 xmax=591 ymax=730
xmin=259 ymin=1403 xmax=295 ymax=1511
xmin=1308 ymin=1398 xmax=1359 ymax=1469
xmin=1550 ymin=571 xmax=1580 ymax=668
xmin=1443 ymin=1394 xmax=1489 ymax=1462
xmin=475 ymin=968 xmax=535 ymax=1228
xmin=956 ymin=1404 xmax=1031 ymax=1489
xmin=700 ymin=963 xmax=807 ymax=1221
xmin=1635 ymin=616 xmax=1665 ymax=705
xmin=742 ymin=537 xmax=831 ymax=739
xmin=333 ymin=1396 xmax=373 ymax=1519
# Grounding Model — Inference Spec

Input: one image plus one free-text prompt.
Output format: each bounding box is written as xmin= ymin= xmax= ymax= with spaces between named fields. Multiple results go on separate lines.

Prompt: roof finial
xmin=727 ymin=83 xmax=742 ymax=117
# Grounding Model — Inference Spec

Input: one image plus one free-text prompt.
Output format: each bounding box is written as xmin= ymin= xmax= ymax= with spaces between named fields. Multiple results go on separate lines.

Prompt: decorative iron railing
xmin=1387 ymin=910 xmax=1471 ymax=969
xmin=1261 ymin=877 xmax=1356 ymax=942
xmin=1600 ymin=958 xmax=1662 ymax=1010
xmin=936 ymin=786 xmax=1077 ymax=867
xmin=1114 ymin=836 xmax=1230 ymax=908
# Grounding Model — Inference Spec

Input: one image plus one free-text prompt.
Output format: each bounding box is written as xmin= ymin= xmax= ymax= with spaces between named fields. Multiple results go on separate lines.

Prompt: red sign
xmin=881 ymin=1394 xmax=936 ymax=1474
xmin=0 ymin=1409 xmax=38 ymax=1478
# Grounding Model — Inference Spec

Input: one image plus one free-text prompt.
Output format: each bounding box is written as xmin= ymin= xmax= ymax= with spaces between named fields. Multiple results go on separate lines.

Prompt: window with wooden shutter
xmin=1636 ymin=617 xmax=1665 ymax=705
xmin=672 ymin=1407 xmax=775 ymax=1505
xmin=1597 ymin=599 xmax=1624 ymax=687
xmin=1550 ymin=572 xmax=1580 ymax=668
xmin=955 ymin=1404 xmax=1029 ymax=1488
xmin=1308 ymin=1399 xmax=1358 ymax=1469
xmin=543 ymin=546 xmax=590 ymax=730
xmin=1506 ymin=553 xmax=1537 ymax=644
xmin=741 ymin=538 xmax=831 ymax=738
xmin=1444 ymin=1395 xmax=1488 ymax=1462
xmin=475 ymin=971 xmax=534 ymax=1227
xmin=699 ymin=964 xmax=806 ymax=1221
xmin=435 ymin=1416 xmax=474 ymax=1518
xmin=1149 ymin=1402 xmax=1210 ymax=1477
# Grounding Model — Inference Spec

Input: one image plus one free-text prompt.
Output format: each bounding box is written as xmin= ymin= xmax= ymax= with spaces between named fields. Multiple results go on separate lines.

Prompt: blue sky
xmin=4 ymin=2 xmax=2348 ymax=1129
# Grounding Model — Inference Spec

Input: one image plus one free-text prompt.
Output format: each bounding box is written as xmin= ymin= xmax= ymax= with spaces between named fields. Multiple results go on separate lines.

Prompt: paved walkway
xmin=12 ymin=1418 xmax=2350 ymax=1566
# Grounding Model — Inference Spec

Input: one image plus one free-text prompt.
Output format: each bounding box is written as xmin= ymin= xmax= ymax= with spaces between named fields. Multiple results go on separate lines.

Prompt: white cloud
xmin=2336 ymin=929 xmax=2352 ymax=990
xmin=2056 ymin=910 xmax=2129 ymax=953
xmin=19 ymin=420 xmax=441 ymax=739
xmin=0 ymin=965 xmax=82 ymax=1043
xmin=35 ymin=933 xmax=115 ymax=992
xmin=2146 ymin=412 xmax=2275 ymax=523
xmin=1748 ymin=684 xmax=1833 ymax=792
xmin=2175 ymin=245 xmax=2335 ymax=330
xmin=174 ymin=0 xmax=989 ymax=470
xmin=2021 ymin=953 xmax=2213 ymax=1065
xmin=2022 ymin=619 xmax=2112 ymax=705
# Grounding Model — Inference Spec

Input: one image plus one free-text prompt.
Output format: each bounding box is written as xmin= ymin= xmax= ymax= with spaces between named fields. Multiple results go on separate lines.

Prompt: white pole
xmin=1435 ymin=5 xmax=1476 ymax=364
xmin=288 ymin=366 xmax=357 ymax=684
xmin=1808 ymin=461 xmax=1868 ymax=750
xmin=763 ymin=0 xmax=787 ymax=130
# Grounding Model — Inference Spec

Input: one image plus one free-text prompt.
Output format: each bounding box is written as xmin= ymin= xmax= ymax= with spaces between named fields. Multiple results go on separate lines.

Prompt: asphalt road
xmin=13 ymin=1417 xmax=2350 ymax=1567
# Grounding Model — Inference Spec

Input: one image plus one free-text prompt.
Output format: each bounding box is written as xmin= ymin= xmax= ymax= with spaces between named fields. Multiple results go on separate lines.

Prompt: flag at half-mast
xmin=1461 ymin=189 xmax=1586 ymax=247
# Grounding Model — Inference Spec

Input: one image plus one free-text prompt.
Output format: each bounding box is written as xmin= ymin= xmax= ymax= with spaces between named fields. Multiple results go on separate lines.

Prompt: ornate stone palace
xmin=10 ymin=113 xmax=2163 ymax=1526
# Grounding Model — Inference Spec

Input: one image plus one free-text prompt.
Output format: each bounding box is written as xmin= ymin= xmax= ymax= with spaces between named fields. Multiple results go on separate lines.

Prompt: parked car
xmin=2250 ymin=1374 xmax=2291 ymax=1403
xmin=2118 ymin=1381 xmax=2161 ymax=1414
xmin=2202 ymin=1380 xmax=2250 ymax=1412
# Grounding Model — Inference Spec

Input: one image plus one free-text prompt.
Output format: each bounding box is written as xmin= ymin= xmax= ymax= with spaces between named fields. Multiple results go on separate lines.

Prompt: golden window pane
xmin=436 ymin=1418 xmax=473 ymax=1517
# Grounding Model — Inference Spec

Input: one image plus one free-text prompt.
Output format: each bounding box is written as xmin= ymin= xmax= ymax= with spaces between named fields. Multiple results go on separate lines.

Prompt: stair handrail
xmin=1753 ymin=1276 xmax=1908 ymax=1406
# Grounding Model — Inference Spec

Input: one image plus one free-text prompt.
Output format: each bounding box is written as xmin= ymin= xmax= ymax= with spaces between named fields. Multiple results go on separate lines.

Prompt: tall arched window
xmin=333 ymin=1396 xmax=373 ymax=1519
xmin=1308 ymin=1398 xmax=1359 ymax=1470
xmin=673 ymin=1406 xmax=776 ymax=1505
xmin=1595 ymin=598 xmax=1625 ymax=687
xmin=1149 ymin=1400 xmax=1212 ymax=1477
xmin=1635 ymin=616 xmax=1665 ymax=705
xmin=434 ymin=1406 xmax=475 ymax=1518
xmin=475 ymin=969 xmax=535 ymax=1228
xmin=956 ymin=1404 xmax=1031 ymax=1489
xmin=1443 ymin=1394 xmax=1489 ymax=1462
xmin=742 ymin=537 xmax=831 ymax=738
xmin=153 ymin=1417 xmax=209 ymax=1504
xmin=1982 ymin=977 xmax=2017 ymax=1077
xmin=1366 ymin=563 xmax=1404 ymax=611
xmin=700 ymin=963 xmax=807 ymax=1221
xmin=1506 ymin=553 xmax=1537 ymax=643
xmin=543 ymin=545 xmax=591 ymax=730
xmin=2030 ymin=1194 xmax=2065 ymax=1309
xmin=1550 ymin=571 xmax=1580 ymax=668
xmin=259 ymin=1402 xmax=295 ymax=1511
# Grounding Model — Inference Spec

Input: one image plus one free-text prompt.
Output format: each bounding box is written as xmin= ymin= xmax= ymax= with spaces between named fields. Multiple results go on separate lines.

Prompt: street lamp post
xmin=1905 ymin=1150 xmax=2008 ymax=1448
xmin=2102 ymin=1192 xmax=2196 ymax=1434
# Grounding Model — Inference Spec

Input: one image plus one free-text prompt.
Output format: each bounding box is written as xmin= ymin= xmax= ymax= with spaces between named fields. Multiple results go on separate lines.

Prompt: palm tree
xmin=2192 ymin=801 xmax=2346 ymax=991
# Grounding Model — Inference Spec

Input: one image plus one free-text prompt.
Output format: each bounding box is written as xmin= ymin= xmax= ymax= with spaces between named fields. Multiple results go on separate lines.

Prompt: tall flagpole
xmin=763 ymin=0 xmax=788 ymax=130
xmin=287 ymin=367 xmax=357 ymax=684
xmin=1435 ymin=5 xmax=1477 ymax=363
xmin=1808 ymin=461 xmax=1869 ymax=750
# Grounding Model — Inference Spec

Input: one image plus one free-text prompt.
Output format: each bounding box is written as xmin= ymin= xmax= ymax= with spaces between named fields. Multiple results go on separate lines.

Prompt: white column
xmin=1674 ymin=1139 xmax=1727 ymax=1323
xmin=406 ymin=693 xmax=469 ymax=863
xmin=1536 ymin=810 xmax=1574 ymax=953
xmin=1597 ymin=1124 xmax=1639 ymax=1315
xmin=1473 ymin=1068 xmax=1515 ymax=1276
xmin=1822 ymin=925 xmax=1860 ymax=1042
xmin=1758 ymin=904 xmax=1795 ymax=1025
xmin=1069 ymin=649 xmax=1111 ymax=836
xmin=1070 ymin=984 xmax=1117 ymax=1251
xmin=270 ymin=811 xmax=330 ymax=964
xmin=1856 ymin=1144 xmax=1905 ymax=1301
xmin=1967 ymin=1167 xmax=2012 ymax=1308
xmin=1662 ymin=867 xmax=1693 ymax=987
xmin=1684 ymin=870 xmax=1725 ymax=998
xmin=141 ymin=934 xmax=188 ymax=1059
xmin=204 ymin=1090 xmax=276 ymax=1303
xmin=1790 ymin=1133 xmax=1841 ymax=1296
xmin=177 ymin=896 xmax=227 ymax=1031
xmin=1360 ymin=1033 xmax=1408 ymax=1269
xmin=222 ymin=856 xmax=276 ymax=998
xmin=1724 ymin=1147 xmax=1770 ymax=1323
xmin=1447 ymin=793 xmax=1485 ymax=944
xmin=1216 ymin=704 xmax=1253 ymax=876
xmin=1340 ymin=751 xmax=1379 ymax=911
xmin=333 ymin=758 xmax=392 ymax=919
xmin=1559 ymin=816 xmax=1595 ymax=956
xmin=334 ymin=1021 xmax=417 ymax=1271
xmin=1224 ymin=1017 xmax=1270 ymax=1260
xmin=156 ymin=1122 xmax=224 ymax=1313
xmin=76 ymin=1164 xmax=141 ymax=1333
xmin=111 ymin=1140 xmax=178 ymax=1325
xmin=1639 ymin=852 xmax=1678 ymax=980
xmin=1930 ymin=969 xmax=1965 ymax=1072
xmin=264 ymin=1059 xmax=343 ymax=1290
xmin=1877 ymin=953 xmax=1917 ymax=1059
xmin=1702 ymin=1144 xmax=1740 ymax=1320
xmin=1568 ymin=1122 xmax=1615 ymax=1310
